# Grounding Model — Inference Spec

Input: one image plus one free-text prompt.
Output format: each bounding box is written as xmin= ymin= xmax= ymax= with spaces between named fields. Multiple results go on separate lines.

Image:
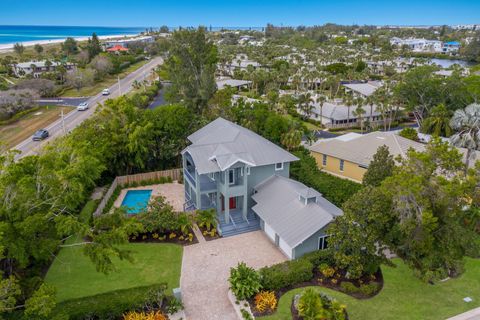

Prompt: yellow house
xmin=308 ymin=131 xmax=426 ymax=183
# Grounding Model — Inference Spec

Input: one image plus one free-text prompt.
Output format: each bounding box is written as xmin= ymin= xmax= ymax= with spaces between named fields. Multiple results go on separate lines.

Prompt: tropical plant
xmin=229 ymin=262 xmax=262 ymax=300
xmin=362 ymin=145 xmax=395 ymax=187
xmin=450 ymin=103 xmax=480 ymax=169
xmin=254 ymin=291 xmax=277 ymax=313
xmin=422 ymin=104 xmax=453 ymax=137
xmin=196 ymin=209 xmax=217 ymax=231
xmin=176 ymin=212 xmax=193 ymax=236
xmin=297 ymin=288 xmax=346 ymax=320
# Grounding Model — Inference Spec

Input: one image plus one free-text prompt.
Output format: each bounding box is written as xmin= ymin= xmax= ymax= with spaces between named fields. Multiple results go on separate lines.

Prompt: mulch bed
xmin=128 ymin=229 xmax=199 ymax=246
xmin=197 ymin=225 xmax=221 ymax=241
xmin=251 ymin=267 xmax=383 ymax=318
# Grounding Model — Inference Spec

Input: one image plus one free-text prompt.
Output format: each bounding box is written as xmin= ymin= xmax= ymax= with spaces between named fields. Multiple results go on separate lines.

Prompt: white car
xmin=102 ymin=89 xmax=110 ymax=96
xmin=77 ymin=102 xmax=89 ymax=111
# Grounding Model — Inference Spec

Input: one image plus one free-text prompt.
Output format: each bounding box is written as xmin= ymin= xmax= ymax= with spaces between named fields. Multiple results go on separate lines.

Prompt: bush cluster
xmin=259 ymin=259 xmax=314 ymax=291
xmin=290 ymin=148 xmax=362 ymax=207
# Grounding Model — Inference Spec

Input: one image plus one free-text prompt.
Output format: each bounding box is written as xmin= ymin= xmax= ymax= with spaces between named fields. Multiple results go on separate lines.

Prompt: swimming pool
xmin=121 ymin=189 xmax=152 ymax=214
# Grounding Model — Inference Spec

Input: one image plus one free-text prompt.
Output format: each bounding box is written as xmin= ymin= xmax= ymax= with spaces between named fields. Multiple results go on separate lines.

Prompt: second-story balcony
xmin=184 ymin=168 xmax=196 ymax=188
xmin=199 ymin=175 xmax=216 ymax=192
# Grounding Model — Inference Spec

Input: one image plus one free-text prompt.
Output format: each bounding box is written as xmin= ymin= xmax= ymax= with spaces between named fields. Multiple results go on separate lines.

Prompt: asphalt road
xmin=12 ymin=57 xmax=163 ymax=160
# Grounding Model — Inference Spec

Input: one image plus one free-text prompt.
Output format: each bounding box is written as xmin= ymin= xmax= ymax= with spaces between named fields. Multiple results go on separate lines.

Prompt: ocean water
xmin=0 ymin=25 xmax=145 ymax=45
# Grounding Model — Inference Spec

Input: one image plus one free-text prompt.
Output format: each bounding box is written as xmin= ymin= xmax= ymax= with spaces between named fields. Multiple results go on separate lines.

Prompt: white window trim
xmin=322 ymin=154 xmax=327 ymax=166
xmin=318 ymin=235 xmax=329 ymax=250
xmin=339 ymin=160 xmax=344 ymax=172
xmin=245 ymin=166 xmax=250 ymax=175
xmin=209 ymin=172 xmax=215 ymax=181
xmin=275 ymin=162 xmax=284 ymax=171
xmin=228 ymin=169 xmax=235 ymax=185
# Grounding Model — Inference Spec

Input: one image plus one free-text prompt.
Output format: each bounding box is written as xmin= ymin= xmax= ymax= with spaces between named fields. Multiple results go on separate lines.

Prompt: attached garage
xmin=252 ymin=175 xmax=342 ymax=259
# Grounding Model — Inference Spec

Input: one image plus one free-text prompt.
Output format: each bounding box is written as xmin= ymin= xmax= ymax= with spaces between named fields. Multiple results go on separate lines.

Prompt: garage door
xmin=264 ymin=222 xmax=276 ymax=241
xmin=279 ymin=238 xmax=293 ymax=259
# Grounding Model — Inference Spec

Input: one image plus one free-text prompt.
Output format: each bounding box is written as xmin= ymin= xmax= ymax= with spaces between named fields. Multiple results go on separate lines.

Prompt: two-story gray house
xmin=182 ymin=118 xmax=342 ymax=259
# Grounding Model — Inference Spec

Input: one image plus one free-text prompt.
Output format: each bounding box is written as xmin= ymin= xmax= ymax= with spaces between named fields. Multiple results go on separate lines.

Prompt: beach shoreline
xmin=0 ymin=34 xmax=139 ymax=53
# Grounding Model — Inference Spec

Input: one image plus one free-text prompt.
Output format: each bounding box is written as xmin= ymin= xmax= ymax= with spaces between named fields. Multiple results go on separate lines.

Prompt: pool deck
xmin=114 ymin=182 xmax=185 ymax=212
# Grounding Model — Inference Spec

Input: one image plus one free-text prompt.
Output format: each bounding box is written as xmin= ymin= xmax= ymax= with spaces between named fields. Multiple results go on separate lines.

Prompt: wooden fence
xmin=94 ymin=168 xmax=182 ymax=216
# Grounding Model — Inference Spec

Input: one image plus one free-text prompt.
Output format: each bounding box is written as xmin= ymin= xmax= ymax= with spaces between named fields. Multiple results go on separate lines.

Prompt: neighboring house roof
xmin=183 ymin=118 xmax=299 ymax=174
xmin=15 ymin=60 xmax=72 ymax=69
xmin=311 ymin=101 xmax=382 ymax=121
xmin=252 ymin=175 xmax=342 ymax=248
xmin=216 ymin=78 xmax=252 ymax=90
xmin=309 ymin=131 xmax=425 ymax=167
xmin=342 ymin=81 xmax=383 ymax=97
xmin=107 ymin=45 xmax=128 ymax=52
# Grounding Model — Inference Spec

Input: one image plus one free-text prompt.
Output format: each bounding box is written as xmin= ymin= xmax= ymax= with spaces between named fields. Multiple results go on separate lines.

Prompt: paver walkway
xmin=181 ymin=231 xmax=287 ymax=320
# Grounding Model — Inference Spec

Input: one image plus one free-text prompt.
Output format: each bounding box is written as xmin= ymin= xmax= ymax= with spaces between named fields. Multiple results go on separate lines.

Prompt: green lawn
xmin=45 ymin=240 xmax=183 ymax=302
xmin=263 ymin=258 xmax=480 ymax=320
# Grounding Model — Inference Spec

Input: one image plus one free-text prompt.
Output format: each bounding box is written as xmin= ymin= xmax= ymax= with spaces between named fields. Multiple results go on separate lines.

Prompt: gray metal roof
xmin=183 ymin=118 xmax=299 ymax=174
xmin=342 ymin=81 xmax=383 ymax=97
xmin=252 ymin=175 xmax=342 ymax=248
xmin=311 ymin=101 xmax=382 ymax=121
xmin=216 ymin=79 xmax=252 ymax=90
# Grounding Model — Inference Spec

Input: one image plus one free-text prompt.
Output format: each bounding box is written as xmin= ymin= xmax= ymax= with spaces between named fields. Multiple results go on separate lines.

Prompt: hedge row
xmin=51 ymin=284 xmax=168 ymax=320
xmin=259 ymin=259 xmax=314 ymax=291
xmin=290 ymin=148 xmax=362 ymax=207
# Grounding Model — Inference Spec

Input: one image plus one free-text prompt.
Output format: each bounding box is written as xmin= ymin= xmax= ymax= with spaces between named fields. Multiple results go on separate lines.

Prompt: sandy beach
xmin=0 ymin=34 xmax=139 ymax=53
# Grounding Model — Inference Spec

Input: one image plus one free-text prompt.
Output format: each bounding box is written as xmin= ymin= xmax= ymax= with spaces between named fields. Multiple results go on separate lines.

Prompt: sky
xmin=2 ymin=0 xmax=480 ymax=27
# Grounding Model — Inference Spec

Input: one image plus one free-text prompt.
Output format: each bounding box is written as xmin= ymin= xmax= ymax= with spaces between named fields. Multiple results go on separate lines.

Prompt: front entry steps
xmin=217 ymin=211 xmax=261 ymax=237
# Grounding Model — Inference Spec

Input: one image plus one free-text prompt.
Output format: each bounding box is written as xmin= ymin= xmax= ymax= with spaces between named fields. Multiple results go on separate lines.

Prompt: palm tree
xmin=343 ymin=93 xmax=354 ymax=126
xmin=298 ymin=93 xmax=314 ymax=120
xmin=316 ymin=94 xmax=327 ymax=128
xmin=353 ymin=99 xmax=366 ymax=133
xmin=450 ymin=103 xmax=480 ymax=170
xmin=422 ymin=104 xmax=453 ymax=137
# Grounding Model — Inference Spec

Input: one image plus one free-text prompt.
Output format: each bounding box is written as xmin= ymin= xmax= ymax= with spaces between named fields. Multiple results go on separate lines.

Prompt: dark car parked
xmin=32 ymin=129 xmax=49 ymax=141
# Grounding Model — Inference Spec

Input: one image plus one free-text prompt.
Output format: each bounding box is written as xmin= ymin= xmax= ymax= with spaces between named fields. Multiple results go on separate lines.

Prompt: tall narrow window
xmin=322 ymin=154 xmax=327 ymax=166
xmin=228 ymin=169 xmax=235 ymax=185
xmin=339 ymin=159 xmax=344 ymax=172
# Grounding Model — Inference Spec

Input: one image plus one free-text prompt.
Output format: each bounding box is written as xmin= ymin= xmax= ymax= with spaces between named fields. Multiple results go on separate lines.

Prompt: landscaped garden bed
xmin=195 ymin=208 xmax=221 ymax=241
xmin=229 ymin=250 xmax=383 ymax=319
xmin=129 ymin=229 xmax=198 ymax=246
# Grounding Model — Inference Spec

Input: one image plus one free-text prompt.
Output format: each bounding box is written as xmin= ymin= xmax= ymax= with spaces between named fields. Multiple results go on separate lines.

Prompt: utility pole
xmin=61 ymin=108 xmax=66 ymax=134
xmin=118 ymin=75 xmax=122 ymax=96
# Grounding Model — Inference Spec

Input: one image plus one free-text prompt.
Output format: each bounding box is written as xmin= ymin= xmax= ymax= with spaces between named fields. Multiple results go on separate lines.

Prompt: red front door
xmin=229 ymin=197 xmax=236 ymax=209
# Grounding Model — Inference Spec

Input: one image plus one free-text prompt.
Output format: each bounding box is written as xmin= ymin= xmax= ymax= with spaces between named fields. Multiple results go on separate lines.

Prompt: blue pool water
xmin=121 ymin=189 xmax=152 ymax=214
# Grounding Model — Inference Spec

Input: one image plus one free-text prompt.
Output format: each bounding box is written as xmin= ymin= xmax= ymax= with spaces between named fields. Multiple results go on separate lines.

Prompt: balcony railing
xmin=183 ymin=169 xmax=196 ymax=187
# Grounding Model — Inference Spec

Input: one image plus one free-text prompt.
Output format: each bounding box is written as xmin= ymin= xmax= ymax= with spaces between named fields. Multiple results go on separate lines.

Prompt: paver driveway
xmin=181 ymin=231 xmax=287 ymax=320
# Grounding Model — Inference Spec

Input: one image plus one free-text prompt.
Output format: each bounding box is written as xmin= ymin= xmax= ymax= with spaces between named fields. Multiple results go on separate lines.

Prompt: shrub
xmin=399 ymin=127 xmax=419 ymax=141
xmin=302 ymin=250 xmax=334 ymax=268
xmin=319 ymin=263 xmax=335 ymax=278
xmin=229 ymin=262 xmax=262 ymax=300
xmin=196 ymin=209 xmax=217 ymax=231
xmin=340 ymin=282 xmax=359 ymax=294
xmin=359 ymin=283 xmax=380 ymax=296
xmin=123 ymin=311 xmax=167 ymax=320
xmin=297 ymin=288 xmax=347 ymax=320
xmin=259 ymin=259 xmax=313 ymax=291
xmin=254 ymin=291 xmax=277 ymax=313
xmin=165 ymin=297 xmax=183 ymax=314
